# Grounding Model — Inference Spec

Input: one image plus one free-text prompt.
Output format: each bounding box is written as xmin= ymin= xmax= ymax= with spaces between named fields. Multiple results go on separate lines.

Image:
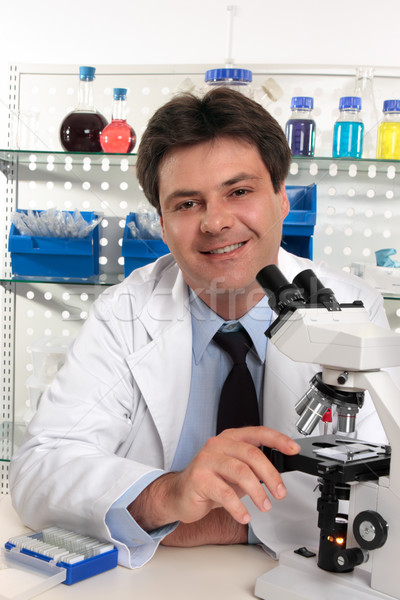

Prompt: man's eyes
xmin=176 ymin=200 xmax=198 ymax=211
xmin=231 ymin=188 xmax=248 ymax=197
xmin=174 ymin=188 xmax=250 ymax=211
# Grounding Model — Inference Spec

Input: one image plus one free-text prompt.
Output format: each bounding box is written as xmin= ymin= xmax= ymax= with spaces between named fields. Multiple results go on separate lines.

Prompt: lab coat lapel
xmin=126 ymin=267 xmax=193 ymax=469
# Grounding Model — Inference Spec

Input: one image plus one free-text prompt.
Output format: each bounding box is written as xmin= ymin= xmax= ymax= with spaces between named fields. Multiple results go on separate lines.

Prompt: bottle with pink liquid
xmin=100 ymin=88 xmax=136 ymax=153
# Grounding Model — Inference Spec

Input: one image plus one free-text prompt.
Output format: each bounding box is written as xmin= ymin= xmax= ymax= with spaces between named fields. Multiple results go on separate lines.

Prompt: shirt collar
xmin=189 ymin=288 xmax=273 ymax=365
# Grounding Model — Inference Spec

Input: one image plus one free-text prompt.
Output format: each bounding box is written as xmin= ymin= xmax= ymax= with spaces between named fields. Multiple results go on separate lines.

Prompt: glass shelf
xmin=2 ymin=274 xmax=397 ymax=297
xmin=0 ymin=149 xmax=137 ymax=175
xmin=382 ymin=293 xmax=400 ymax=301
xmin=290 ymin=155 xmax=400 ymax=175
xmin=0 ymin=272 xmax=125 ymax=286
xmin=1 ymin=152 xmax=399 ymax=183
xmin=1 ymin=151 xmax=400 ymax=170
xmin=0 ymin=422 xmax=25 ymax=463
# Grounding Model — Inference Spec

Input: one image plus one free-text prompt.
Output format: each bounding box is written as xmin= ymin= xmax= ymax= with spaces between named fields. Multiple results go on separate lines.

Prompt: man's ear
xmin=279 ymin=184 xmax=290 ymax=220
xmin=160 ymin=216 xmax=167 ymax=244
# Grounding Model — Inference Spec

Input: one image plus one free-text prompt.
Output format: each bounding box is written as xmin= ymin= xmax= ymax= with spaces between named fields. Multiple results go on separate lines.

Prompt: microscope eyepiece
xmin=256 ymin=265 xmax=340 ymax=314
xmin=256 ymin=264 xmax=306 ymax=315
xmin=293 ymin=269 xmax=340 ymax=311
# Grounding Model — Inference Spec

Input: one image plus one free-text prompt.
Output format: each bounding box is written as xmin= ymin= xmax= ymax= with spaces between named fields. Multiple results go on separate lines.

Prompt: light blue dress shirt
xmin=171 ymin=290 xmax=271 ymax=470
xmin=105 ymin=287 xmax=273 ymax=549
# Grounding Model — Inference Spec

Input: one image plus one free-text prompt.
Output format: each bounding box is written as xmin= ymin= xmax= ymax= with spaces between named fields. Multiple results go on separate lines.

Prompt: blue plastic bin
xmin=122 ymin=212 xmax=169 ymax=277
xmin=282 ymin=183 xmax=317 ymax=258
xmin=8 ymin=210 xmax=100 ymax=278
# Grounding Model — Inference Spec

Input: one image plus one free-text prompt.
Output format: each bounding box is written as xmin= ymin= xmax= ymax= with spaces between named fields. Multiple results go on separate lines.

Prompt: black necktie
xmin=213 ymin=328 xmax=260 ymax=434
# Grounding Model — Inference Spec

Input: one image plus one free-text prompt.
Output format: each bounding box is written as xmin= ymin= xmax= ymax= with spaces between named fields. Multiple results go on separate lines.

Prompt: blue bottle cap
xmin=205 ymin=68 xmax=253 ymax=83
xmin=79 ymin=66 xmax=96 ymax=81
xmin=383 ymin=99 xmax=400 ymax=113
xmin=290 ymin=96 xmax=314 ymax=110
xmin=113 ymin=88 xmax=127 ymax=100
xmin=339 ymin=96 xmax=362 ymax=110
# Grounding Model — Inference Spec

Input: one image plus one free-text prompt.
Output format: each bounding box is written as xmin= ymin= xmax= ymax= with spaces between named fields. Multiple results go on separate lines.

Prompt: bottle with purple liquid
xmin=285 ymin=96 xmax=316 ymax=157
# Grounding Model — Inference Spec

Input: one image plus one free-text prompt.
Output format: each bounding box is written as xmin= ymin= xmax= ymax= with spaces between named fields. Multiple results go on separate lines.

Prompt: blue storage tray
xmin=8 ymin=210 xmax=100 ymax=278
xmin=283 ymin=183 xmax=317 ymax=236
xmin=281 ymin=234 xmax=314 ymax=259
xmin=282 ymin=184 xmax=317 ymax=259
xmin=122 ymin=212 xmax=169 ymax=276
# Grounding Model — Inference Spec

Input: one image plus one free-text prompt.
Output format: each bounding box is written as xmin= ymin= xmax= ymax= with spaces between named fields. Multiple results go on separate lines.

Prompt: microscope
xmin=254 ymin=265 xmax=400 ymax=600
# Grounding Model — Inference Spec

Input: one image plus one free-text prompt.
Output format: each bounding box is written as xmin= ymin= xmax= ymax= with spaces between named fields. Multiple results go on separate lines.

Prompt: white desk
xmin=0 ymin=494 xmax=275 ymax=599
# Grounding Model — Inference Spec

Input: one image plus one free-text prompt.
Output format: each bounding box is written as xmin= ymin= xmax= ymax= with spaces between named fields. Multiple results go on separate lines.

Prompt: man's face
xmin=158 ymin=137 xmax=289 ymax=318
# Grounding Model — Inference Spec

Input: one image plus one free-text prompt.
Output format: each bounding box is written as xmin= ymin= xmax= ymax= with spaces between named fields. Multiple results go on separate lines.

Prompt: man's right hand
xmin=129 ymin=426 xmax=300 ymax=532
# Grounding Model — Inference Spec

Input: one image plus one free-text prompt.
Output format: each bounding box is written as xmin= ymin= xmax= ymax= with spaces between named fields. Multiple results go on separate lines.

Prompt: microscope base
xmin=255 ymin=549 xmax=394 ymax=600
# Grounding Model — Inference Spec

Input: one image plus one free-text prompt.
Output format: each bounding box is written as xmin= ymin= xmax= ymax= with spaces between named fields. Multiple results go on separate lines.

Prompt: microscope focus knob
xmin=353 ymin=510 xmax=388 ymax=550
xmin=333 ymin=547 xmax=368 ymax=572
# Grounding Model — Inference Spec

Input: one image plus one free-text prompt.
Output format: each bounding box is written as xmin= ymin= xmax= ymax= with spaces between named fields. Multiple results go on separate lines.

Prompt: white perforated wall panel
xmin=1 ymin=64 xmax=400 ymax=491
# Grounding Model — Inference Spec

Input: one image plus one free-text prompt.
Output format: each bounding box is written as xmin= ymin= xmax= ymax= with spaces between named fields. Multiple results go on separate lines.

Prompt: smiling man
xmin=158 ymin=137 xmax=289 ymax=320
xmin=10 ymin=88 xmax=389 ymax=568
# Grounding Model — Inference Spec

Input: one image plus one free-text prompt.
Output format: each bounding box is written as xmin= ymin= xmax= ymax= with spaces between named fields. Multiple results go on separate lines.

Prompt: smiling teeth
xmin=209 ymin=243 xmax=244 ymax=254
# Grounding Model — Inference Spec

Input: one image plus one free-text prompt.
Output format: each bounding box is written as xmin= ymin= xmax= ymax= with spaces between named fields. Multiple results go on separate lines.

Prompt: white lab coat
xmin=9 ymin=248 xmax=394 ymax=567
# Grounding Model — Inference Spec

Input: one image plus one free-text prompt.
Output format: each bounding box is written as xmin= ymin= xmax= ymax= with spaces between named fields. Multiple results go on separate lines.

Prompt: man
xmin=9 ymin=88 xmax=389 ymax=568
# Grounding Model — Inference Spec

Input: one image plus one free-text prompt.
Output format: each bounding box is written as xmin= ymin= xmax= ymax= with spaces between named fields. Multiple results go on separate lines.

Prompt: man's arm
xmin=128 ymin=426 xmax=300 ymax=545
xmin=161 ymin=509 xmax=248 ymax=547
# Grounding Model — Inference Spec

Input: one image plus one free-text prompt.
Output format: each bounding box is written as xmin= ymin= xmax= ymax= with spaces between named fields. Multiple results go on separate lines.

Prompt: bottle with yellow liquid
xmin=376 ymin=99 xmax=400 ymax=160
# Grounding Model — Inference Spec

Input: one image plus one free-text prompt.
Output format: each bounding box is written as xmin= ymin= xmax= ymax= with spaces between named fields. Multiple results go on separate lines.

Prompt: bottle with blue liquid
xmin=285 ymin=96 xmax=316 ymax=157
xmin=332 ymin=96 xmax=364 ymax=159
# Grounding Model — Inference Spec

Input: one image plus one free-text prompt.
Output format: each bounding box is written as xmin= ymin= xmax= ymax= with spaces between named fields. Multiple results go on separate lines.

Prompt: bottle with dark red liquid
xmin=285 ymin=96 xmax=316 ymax=157
xmin=100 ymin=88 xmax=136 ymax=153
xmin=60 ymin=66 xmax=108 ymax=152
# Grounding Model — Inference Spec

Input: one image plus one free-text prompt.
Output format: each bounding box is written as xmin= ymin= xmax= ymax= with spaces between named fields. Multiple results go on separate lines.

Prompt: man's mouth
xmin=207 ymin=242 xmax=245 ymax=255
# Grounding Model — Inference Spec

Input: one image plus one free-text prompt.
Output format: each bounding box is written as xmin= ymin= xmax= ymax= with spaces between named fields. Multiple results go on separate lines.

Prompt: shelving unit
xmin=0 ymin=149 xmax=140 ymax=492
xmin=287 ymin=156 xmax=400 ymax=330
xmin=1 ymin=63 xmax=400 ymax=492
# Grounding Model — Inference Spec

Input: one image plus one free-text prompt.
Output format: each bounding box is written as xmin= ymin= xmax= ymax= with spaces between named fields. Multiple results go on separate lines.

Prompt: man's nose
xmin=200 ymin=201 xmax=234 ymax=234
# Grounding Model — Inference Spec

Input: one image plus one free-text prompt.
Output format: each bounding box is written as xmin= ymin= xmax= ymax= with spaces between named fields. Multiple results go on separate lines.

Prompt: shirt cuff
xmin=105 ymin=470 xmax=178 ymax=549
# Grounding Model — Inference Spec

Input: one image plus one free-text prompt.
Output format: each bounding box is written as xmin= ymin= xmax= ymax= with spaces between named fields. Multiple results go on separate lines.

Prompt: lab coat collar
xmin=134 ymin=258 xmax=192 ymax=340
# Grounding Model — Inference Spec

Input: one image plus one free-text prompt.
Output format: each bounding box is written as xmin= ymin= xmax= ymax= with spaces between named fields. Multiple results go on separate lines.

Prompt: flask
xmin=204 ymin=68 xmax=253 ymax=98
xmin=285 ymin=97 xmax=316 ymax=157
xmin=100 ymin=88 xmax=136 ymax=153
xmin=202 ymin=68 xmax=284 ymax=112
xmin=60 ymin=66 xmax=108 ymax=153
xmin=376 ymin=100 xmax=400 ymax=160
xmin=332 ymin=96 xmax=364 ymax=159
xmin=353 ymin=67 xmax=379 ymax=159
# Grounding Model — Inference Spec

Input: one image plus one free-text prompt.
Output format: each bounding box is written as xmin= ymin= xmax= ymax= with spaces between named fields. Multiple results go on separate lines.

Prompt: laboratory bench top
xmin=0 ymin=493 xmax=275 ymax=600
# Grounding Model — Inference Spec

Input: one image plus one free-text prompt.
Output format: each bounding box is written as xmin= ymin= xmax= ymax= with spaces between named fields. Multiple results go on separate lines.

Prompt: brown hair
xmin=136 ymin=87 xmax=291 ymax=215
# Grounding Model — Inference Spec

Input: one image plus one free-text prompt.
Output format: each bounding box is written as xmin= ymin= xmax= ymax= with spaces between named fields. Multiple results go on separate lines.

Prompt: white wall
xmin=3 ymin=0 xmax=400 ymax=67
xmin=1 ymin=0 xmax=400 ymax=142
